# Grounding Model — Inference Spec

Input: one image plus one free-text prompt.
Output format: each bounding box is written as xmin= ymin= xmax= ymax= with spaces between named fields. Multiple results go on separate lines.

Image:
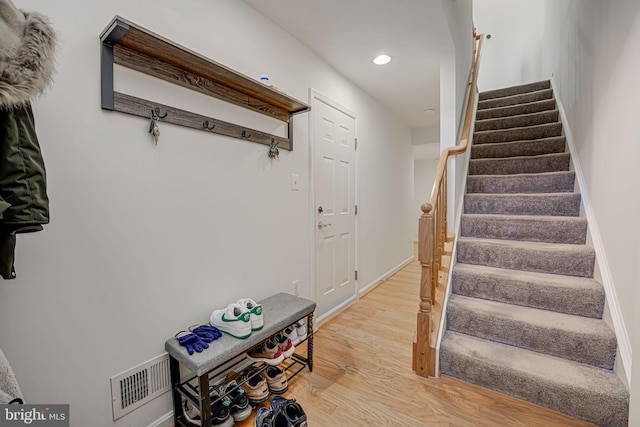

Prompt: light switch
xmin=291 ymin=173 xmax=300 ymax=191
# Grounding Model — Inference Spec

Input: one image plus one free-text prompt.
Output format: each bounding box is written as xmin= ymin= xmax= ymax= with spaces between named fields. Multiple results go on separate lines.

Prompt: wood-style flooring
xmin=234 ymin=248 xmax=596 ymax=427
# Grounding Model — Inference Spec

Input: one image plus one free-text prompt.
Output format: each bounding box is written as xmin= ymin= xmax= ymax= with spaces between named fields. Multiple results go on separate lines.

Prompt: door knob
xmin=318 ymin=206 xmax=324 ymax=213
xmin=317 ymin=221 xmax=332 ymax=229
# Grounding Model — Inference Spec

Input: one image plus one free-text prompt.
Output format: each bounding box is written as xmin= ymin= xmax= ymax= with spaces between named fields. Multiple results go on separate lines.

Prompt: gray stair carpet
xmin=440 ymin=80 xmax=629 ymax=426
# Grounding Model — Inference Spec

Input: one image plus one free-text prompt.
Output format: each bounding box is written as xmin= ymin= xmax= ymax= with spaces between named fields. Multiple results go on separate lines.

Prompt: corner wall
xmin=540 ymin=0 xmax=640 ymax=419
xmin=0 ymin=1 xmax=413 ymax=426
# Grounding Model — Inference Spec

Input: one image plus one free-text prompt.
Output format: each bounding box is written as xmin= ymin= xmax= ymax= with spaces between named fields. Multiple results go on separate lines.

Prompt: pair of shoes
xmin=247 ymin=337 xmax=288 ymax=365
xmin=264 ymin=365 xmax=288 ymax=394
xmin=220 ymin=380 xmax=252 ymax=422
xmin=283 ymin=319 xmax=307 ymax=346
xmin=182 ymin=391 xmax=234 ymax=427
xmin=272 ymin=332 xmax=295 ymax=358
xmin=210 ymin=298 xmax=263 ymax=339
xmin=254 ymin=396 xmax=307 ymax=427
xmin=228 ymin=368 xmax=270 ymax=406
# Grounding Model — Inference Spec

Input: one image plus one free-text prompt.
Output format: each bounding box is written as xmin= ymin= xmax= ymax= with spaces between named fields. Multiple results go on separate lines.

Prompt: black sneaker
xmin=182 ymin=392 xmax=234 ymax=427
xmin=221 ymin=380 xmax=252 ymax=421
xmin=271 ymin=396 xmax=307 ymax=427
xmin=254 ymin=406 xmax=293 ymax=427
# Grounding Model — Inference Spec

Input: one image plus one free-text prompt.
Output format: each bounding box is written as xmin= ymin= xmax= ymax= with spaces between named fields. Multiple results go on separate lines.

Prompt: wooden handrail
xmin=413 ymin=31 xmax=485 ymax=378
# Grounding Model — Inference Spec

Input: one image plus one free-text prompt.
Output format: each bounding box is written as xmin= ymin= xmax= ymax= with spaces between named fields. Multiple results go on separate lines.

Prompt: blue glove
xmin=190 ymin=324 xmax=222 ymax=343
xmin=176 ymin=331 xmax=209 ymax=355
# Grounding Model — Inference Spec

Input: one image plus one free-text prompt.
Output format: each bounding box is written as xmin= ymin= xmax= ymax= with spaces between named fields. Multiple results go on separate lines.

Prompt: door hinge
xmin=355 ymin=205 xmax=358 ymax=215
xmin=355 ymin=270 xmax=358 ymax=280
xmin=354 ymin=138 xmax=358 ymax=151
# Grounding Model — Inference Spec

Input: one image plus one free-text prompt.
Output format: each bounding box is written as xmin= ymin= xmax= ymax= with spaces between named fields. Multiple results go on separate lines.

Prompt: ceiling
xmin=242 ymin=0 xmax=452 ymax=130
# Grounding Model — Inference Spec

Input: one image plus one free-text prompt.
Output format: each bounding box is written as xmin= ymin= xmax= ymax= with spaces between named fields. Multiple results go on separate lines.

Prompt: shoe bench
xmin=165 ymin=292 xmax=316 ymax=427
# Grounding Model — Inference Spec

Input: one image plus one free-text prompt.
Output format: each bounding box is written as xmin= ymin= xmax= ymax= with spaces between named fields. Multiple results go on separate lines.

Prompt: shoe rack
xmin=165 ymin=293 xmax=316 ymax=427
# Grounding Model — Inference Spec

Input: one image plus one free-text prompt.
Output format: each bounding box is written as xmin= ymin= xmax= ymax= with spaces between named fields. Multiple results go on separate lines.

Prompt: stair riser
xmin=452 ymin=267 xmax=605 ymax=318
xmin=466 ymin=172 xmax=576 ymax=194
xmin=478 ymin=89 xmax=553 ymax=110
xmin=464 ymin=193 xmax=581 ymax=216
xmin=471 ymin=138 xmax=565 ymax=159
xmin=457 ymin=240 xmax=595 ymax=277
xmin=447 ymin=301 xmax=616 ymax=368
xmin=440 ymin=344 xmax=629 ymax=427
xmin=469 ymin=154 xmax=569 ymax=175
xmin=474 ymin=123 xmax=563 ymax=144
xmin=460 ymin=215 xmax=587 ymax=244
xmin=475 ymin=110 xmax=559 ymax=132
xmin=476 ymin=99 xmax=556 ymax=120
xmin=479 ymin=80 xmax=551 ymax=101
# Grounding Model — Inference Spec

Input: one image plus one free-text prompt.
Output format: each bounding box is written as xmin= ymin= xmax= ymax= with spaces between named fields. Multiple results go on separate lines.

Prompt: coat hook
xmin=153 ymin=107 xmax=168 ymax=119
xmin=203 ymin=120 xmax=215 ymax=130
xmin=268 ymin=138 xmax=280 ymax=160
xmin=149 ymin=110 xmax=160 ymax=145
xmin=242 ymin=130 xmax=251 ymax=139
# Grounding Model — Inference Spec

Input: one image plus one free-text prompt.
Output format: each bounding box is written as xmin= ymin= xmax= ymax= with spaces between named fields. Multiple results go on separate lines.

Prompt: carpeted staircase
xmin=440 ymin=80 xmax=630 ymax=426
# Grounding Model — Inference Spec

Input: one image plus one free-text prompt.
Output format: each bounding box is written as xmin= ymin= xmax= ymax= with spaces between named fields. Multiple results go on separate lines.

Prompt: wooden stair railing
xmin=413 ymin=31 xmax=485 ymax=378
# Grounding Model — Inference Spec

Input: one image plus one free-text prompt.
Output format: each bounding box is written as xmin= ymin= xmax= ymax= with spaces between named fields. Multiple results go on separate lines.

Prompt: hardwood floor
xmin=235 ymin=249 xmax=596 ymax=426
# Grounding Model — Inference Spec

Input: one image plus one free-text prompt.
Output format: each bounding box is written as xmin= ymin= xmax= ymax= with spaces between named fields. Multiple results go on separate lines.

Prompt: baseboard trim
xmin=358 ymin=255 xmax=414 ymax=298
xmin=147 ymin=411 xmax=173 ymax=427
xmin=551 ymin=77 xmax=632 ymax=387
xmin=314 ymin=295 xmax=358 ymax=329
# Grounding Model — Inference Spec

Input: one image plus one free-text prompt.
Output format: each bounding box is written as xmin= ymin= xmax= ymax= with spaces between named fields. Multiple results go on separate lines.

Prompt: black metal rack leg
xmin=170 ymin=357 xmax=184 ymax=426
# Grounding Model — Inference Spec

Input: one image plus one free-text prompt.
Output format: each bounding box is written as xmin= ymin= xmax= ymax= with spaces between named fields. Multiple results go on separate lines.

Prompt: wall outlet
xmin=292 ymin=280 xmax=300 ymax=296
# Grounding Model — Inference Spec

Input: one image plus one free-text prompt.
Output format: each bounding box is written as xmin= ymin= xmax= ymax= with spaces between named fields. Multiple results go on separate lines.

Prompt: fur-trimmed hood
xmin=0 ymin=0 xmax=56 ymax=109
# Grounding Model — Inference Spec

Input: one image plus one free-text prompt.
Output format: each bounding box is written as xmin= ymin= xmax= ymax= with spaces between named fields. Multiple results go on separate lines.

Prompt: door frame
xmin=308 ymin=88 xmax=359 ymax=327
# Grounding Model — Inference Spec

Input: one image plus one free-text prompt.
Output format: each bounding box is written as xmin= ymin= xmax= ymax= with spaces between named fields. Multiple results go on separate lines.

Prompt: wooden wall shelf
xmin=100 ymin=16 xmax=310 ymax=151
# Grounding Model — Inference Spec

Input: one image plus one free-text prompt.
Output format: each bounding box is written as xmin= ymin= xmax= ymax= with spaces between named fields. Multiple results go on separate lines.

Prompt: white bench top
xmin=165 ymin=292 xmax=315 ymax=376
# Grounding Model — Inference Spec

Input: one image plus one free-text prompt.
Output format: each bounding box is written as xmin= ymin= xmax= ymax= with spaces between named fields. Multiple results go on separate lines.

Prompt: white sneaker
xmin=236 ymin=298 xmax=264 ymax=331
xmin=283 ymin=324 xmax=300 ymax=346
xmin=210 ymin=303 xmax=252 ymax=339
xmin=295 ymin=319 xmax=308 ymax=342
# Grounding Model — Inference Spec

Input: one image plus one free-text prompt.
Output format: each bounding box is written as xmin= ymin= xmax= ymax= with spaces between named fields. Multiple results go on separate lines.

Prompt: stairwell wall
xmin=0 ymin=1 xmax=414 ymax=426
xmin=474 ymin=0 xmax=640 ymax=419
xmin=540 ymin=0 xmax=640 ymax=418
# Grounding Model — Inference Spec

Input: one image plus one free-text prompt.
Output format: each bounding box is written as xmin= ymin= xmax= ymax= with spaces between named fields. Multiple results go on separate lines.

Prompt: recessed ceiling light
xmin=373 ymin=54 xmax=391 ymax=65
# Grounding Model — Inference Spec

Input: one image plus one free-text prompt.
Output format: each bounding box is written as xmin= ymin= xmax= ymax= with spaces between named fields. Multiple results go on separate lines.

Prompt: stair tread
xmin=475 ymin=109 xmax=559 ymax=131
xmin=441 ymin=330 xmax=628 ymax=402
xmin=441 ymin=331 xmax=629 ymax=427
xmin=477 ymin=89 xmax=554 ymax=110
xmin=466 ymin=171 xmax=575 ymax=194
xmin=469 ymin=152 xmax=569 ymax=164
xmin=476 ymin=99 xmax=557 ymax=120
xmin=453 ymin=263 xmax=602 ymax=292
xmin=471 ymin=137 xmax=566 ymax=159
xmin=479 ymin=80 xmax=551 ymax=101
xmin=449 ymin=294 xmax=614 ymax=340
xmin=461 ymin=213 xmax=586 ymax=222
xmin=474 ymin=122 xmax=562 ymax=137
xmin=458 ymin=236 xmax=594 ymax=253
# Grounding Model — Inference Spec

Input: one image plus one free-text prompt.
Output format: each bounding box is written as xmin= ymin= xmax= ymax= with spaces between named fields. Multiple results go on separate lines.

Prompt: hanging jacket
xmin=0 ymin=0 xmax=56 ymax=279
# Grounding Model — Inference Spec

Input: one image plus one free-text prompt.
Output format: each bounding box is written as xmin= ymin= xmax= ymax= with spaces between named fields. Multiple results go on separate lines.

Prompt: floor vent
xmin=110 ymin=353 xmax=171 ymax=420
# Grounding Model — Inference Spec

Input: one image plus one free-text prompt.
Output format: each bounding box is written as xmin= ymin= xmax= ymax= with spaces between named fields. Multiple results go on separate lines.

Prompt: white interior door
xmin=311 ymin=92 xmax=357 ymax=320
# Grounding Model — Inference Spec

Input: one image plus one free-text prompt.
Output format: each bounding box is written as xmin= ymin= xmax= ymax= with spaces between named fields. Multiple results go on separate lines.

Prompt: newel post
xmin=414 ymin=202 xmax=435 ymax=377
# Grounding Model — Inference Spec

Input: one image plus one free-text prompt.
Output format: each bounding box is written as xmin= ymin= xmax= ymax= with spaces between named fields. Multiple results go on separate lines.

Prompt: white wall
xmin=414 ymin=159 xmax=439 ymax=240
xmin=0 ymin=1 xmax=413 ymax=426
xmin=474 ymin=0 xmax=547 ymax=92
xmin=440 ymin=0 xmax=474 ymax=230
xmin=539 ymin=0 xmax=640 ymax=416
